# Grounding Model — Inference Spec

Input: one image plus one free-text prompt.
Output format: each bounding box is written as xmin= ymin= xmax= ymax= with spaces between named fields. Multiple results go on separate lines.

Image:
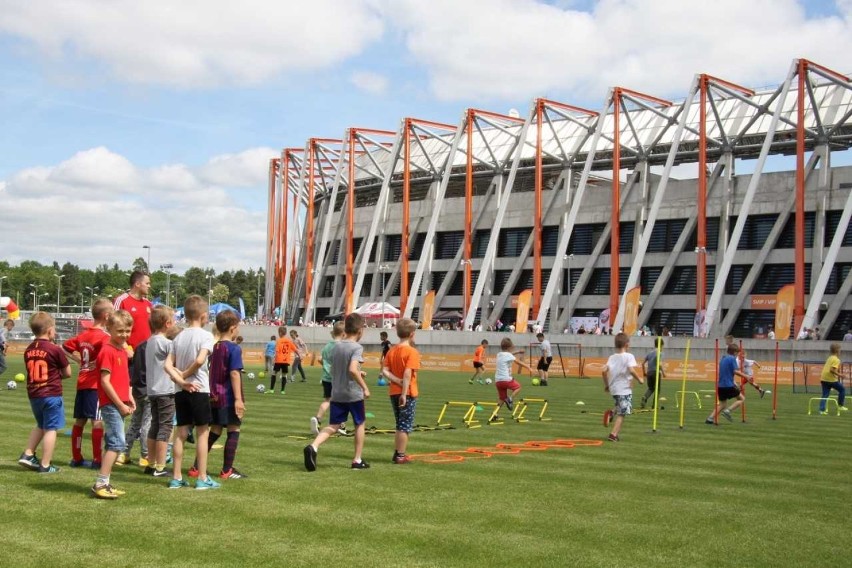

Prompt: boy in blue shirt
xmin=706 ymin=343 xmax=749 ymax=424
xmin=264 ymin=335 xmax=276 ymax=375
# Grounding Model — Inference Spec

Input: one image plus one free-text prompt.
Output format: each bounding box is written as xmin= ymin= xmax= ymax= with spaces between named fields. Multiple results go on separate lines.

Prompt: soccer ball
xmin=258 ymin=371 xmax=266 ymax=379
xmin=485 ymin=378 xmax=493 ymax=385
xmin=14 ymin=373 xmax=25 ymax=383
xmin=6 ymin=380 xmax=16 ymax=390
xmin=532 ymin=378 xmax=541 ymax=386
xmin=256 ymin=384 xmax=266 ymax=393
xmin=247 ymin=372 xmax=256 ymax=379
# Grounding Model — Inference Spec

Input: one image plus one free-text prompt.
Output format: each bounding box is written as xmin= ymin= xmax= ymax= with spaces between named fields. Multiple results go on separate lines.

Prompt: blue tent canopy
xmin=209 ymin=302 xmax=238 ymax=317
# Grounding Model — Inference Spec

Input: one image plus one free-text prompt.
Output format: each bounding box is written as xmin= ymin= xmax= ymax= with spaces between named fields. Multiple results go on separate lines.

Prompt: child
xmin=269 ymin=326 xmax=296 ymax=394
xmin=602 ymin=333 xmax=644 ymax=441
xmin=303 ymin=312 xmax=371 ymax=471
xmin=165 ymin=295 xmax=218 ymax=490
xmin=91 ymin=310 xmax=136 ymax=498
xmin=264 ymin=335 xmax=276 ymax=374
xmin=190 ymin=310 xmax=247 ymax=479
xmin=378 ymin=331 xmax=391 ymax=379
xmin=62 ymin=298 xmax=111 ymax=468
xmin=493 ymin=337 xmax=531 ymax=417
xmin=705 ymin=344 xmax=750 ymax=424
xmin=739 ymin=349 xmax=766 ymax=398
xmin=311 ymin=321 xmax=346 ymax=435
xmin=18 ymin=312 xmax=71 ymax=473
xmin=144 ymin=306 xmax=189 ymax=477
xmin=289 ymin=329 xmax=308 ymax=383
xmin=122 ymin=331 xmax=151 ymax=467
xmin=0 ymin=318 xmax=15 ymax=379
xmin=536 ymin=333 xmax=552 ymax=386
xmin=382 ymin=318 xmax=421 ymax=464
xmin=469 ymin=339 xmax=488 ymax=384
xmin=819 ymin=343 xmax=848 ymax=414
xmin=640 ymin=338 xmax=666 ymax=409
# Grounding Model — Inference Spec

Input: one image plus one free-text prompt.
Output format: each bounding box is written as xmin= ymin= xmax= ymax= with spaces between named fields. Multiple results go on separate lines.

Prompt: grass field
xmin=0 ymin=353 xmax=849 ymax=568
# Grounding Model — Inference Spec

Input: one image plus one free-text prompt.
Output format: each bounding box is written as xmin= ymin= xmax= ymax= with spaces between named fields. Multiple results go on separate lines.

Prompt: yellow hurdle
xmin=474 ymin=401 xmax=504 ymax=426
xmin=513 ymin=398 xmax=551 ymax=423
xmin=436 ymin=401 xmax=479 ymax=428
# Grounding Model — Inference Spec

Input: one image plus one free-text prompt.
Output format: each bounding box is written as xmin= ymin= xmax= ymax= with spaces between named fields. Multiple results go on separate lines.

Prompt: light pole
xmin=142 ymin=245 xmax=151 ymax=272
xmin=55 ymin=274 xmax=65 ymax=315
xmin=160 ymin=264 xmax=173 ymax=307
xmin=379 ymin=264 xmax=390 ymax=327
xmin=30 ymin=283 xmax=43 ymax=310
xmin=566 ymin=254 xmax=574 ymax=333
xmin=85 ymin=286 xmax=99 ymax=307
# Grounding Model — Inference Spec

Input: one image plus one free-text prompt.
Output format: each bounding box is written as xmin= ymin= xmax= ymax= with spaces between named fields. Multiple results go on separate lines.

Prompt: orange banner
xmin=623 ymin=286 xmax=641 ymax=335
xmin=421 ymin=290 xmax=436 ymax=330
xmin=775 ymin=284 xmax=795 ymax=340
xmin=515 ymin=289 xmax=532 ymax=333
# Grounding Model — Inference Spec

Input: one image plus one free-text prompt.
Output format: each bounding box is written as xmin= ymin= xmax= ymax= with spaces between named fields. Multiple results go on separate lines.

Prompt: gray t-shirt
xmin=145 ymin=334 xmax=174 ymax=397
xmin=331 ymin=339 xmax=364 ymax=403
xmin=644 ymin=350 xmax=663 ymax=377
xmin=170 ymin=327 xmax=215 ymax=393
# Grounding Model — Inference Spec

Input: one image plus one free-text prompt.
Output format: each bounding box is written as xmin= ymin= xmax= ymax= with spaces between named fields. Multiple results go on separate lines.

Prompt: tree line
xmin=0 ymin=259 xmax=265 ymax=317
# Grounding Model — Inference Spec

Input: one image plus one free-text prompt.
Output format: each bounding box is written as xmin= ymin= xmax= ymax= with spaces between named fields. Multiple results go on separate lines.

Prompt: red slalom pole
xmin=714 ymin=338 xmax=719 ymax=424
xmin=772 ymin=341 xmax=779 ymax=419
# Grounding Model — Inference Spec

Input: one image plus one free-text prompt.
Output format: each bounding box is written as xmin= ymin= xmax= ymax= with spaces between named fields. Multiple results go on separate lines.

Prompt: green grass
xmin=0 ymin=355 xmax=848 ymax=568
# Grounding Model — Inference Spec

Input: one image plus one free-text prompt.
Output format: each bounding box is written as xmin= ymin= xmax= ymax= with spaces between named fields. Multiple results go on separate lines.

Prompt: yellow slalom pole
xmin=678 ymin=339 xmax=692 ymax=429
xmin=652 ymin=336 xmax=663 ymax=432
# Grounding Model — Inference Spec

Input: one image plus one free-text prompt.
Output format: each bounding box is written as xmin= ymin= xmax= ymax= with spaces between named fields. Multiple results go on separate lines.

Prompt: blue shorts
xmin=329 ymin=400 xmax=366 ymax=426
xmin=30 ymin=396 xmax=65 ymax=431
xmin=390 ymin=395 xmax=417 ymax=433
xmin=73 ymin=389 xmax=99 ymax=420
xmin=210 ymin=405 xmax=241 ymax=427
xmin=100 ymin=403 xmax=127 ymax=452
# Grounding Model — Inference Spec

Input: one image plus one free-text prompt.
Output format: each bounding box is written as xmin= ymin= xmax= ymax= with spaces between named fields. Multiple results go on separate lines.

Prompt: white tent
xmin=355 ymin=302 xmax=400 ymax=319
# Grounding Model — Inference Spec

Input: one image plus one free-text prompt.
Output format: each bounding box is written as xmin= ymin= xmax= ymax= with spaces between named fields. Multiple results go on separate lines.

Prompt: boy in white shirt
xmin=493 ymin=337 xmax=532 ymax=419
xmin=602 ymin=333 xmax=644 ymax=442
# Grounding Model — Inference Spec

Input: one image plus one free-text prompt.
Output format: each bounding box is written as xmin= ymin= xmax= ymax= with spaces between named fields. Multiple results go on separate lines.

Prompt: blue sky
xmin=0 ymin=0 xmax=849 ymax=271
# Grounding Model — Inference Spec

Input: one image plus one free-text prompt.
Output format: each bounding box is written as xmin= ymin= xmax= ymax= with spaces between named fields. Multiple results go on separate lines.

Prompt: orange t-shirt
xmin=473 ymin=345 xmax=485 ymax=363
xmin=275 ymin=337 xmax=297 ymax=364
xmin=385 ymin=343 xmax=421 ymax=398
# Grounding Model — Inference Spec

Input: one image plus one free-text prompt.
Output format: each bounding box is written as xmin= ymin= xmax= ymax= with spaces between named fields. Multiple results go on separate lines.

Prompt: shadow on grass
xmin=22 ymin=478 xmax=89 ymax=496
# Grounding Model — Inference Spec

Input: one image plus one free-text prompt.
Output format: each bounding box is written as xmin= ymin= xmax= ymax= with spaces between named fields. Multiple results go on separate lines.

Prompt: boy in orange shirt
xmin=469 ymin=339 xmax=488 ymax=384
xmin=382 ymin=318 xmax=421 ymax=464
xmin=269 ymin=325 xmax=296 ymax=394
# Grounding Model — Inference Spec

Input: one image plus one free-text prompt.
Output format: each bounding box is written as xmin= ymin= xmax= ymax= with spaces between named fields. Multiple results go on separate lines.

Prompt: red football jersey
xmin=24 ymin=339 xmax=69 ymax=399
xmin=97 ymin=342 xmax=132 ymax=406
xmin=63 ymin=327 xmax=110 ymax=390
xmin=114 ymin=293 xmax=153 ymax=349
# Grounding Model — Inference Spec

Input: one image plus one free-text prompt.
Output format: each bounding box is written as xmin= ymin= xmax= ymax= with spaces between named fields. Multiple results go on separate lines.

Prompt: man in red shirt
xmin=113 ymin=270 xmax=153 ymax=353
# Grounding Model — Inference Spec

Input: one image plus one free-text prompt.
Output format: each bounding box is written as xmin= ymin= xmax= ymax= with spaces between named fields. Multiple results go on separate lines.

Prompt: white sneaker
xmin=310 ymin=416 xmax=320 ymax=435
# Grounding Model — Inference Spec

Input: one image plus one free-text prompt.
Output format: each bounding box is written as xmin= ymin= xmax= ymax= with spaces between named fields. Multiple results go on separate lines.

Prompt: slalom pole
xmin=739 ymin=339 xmax=747 ymax=423
xmin=652 ymin=336 xmax=662 ymax=432
xmin=714 ymin=338 xmax=719 ymax=425
xmin=772 ymin=341 xmax=779 ymax=419
xmin=678 ymin=339 xmax=691 ymax=429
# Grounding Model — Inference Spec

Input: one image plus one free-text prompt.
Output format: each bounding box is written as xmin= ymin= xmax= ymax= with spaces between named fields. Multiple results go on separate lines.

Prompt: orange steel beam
xmin=464 ymin=109 xmax=475 ymax=323
xmin=267 ymin=159 xmax=278 ymax=316
xmin=401 ymin=119 xmax=412 ymax=314
xmin=467 ymin=107 xmax=526 ymax=123
xmin=408 ymin=118 xmax=456 ymax=130
xmin=616 ymin=87 xmax=673 ymax=108
xmin=304 ymin=141 xmax=317 ymax=318
xmin=540 ymin=99 xmax=599 ymax=117
xmin=795 ymin=59 xmax=807 ymax=333
xmin=611 ymin=90 xmax=622 ymax=324
xmin=533 ymin=99 xmax=544 ymax=319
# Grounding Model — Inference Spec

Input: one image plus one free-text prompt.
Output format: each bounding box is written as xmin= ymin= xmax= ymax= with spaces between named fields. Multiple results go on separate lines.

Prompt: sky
xmin=1 ymin=0 xmax=850 ymax=272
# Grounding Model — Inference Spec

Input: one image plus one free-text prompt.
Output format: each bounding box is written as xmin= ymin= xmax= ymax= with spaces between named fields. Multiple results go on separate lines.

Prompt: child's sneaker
xmin=188 ymin=466 xmax=200 ymax=478
xmin=18 ymin=453 xmax=39 ymax=471
xmin=350 ymin=460 xmax=370 ymax=469
xmin=721 ymin=409 xmax=733 ymax=422
xmin=91 ymin=461 xmax=102 ymax=470
xmin=310 ymin=416 xmax=320 ymax=435
xmin=139 ymin=457 xmax=150 ymax=467
xmin=338 ymin=424 xmax=348 ymax=436
xmin=819 ymin=410 xmax=829 ymax=415
xmin=303 ymin=445 xmax=317 ymax=472
xmin=195 ymin=476 xmax=221 ymax=490
xmin=143 ymin=466 xmax=155 ymax=475
xmin=115 ymin=453 xmax=128 ymax=465
xmin=91 ymin=484 xmax=120 ymax=499
xmin=168 ymin=478 xmax=190 ymax=489
xmin=152 ymin=469 xmax=170 ymax=478
xmin=69 ymin=459 xmax=91 ymax=468
xmin=705 ymin=419 xmax=715 ymax=425
xmin=759 ymin=388 xmax=766 ymax=399
xmin=607 ymin=433 xmax=619 ymax=442
xmin=392 ymin=454 xmax=411 ymax=464
xmin=38 ymin=464 xmax=60 ymax=474
xmin=603 ymin=409 xmax=613 ymax=427
xmin=840 ymin=406 xmax=849 ymax=412
xmin=506 ymin=398 xmax=514 ymax=411
xmin=219 ymin=468 xmax=248 ymax=479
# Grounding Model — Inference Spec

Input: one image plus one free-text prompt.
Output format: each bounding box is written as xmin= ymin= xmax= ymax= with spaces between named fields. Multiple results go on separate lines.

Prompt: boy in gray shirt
xmin=304 ymin=312 xmax=371 ymax=471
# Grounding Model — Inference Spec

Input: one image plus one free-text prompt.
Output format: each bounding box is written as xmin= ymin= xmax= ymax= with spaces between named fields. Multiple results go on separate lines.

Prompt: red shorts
xmin=495 ymin=379 xmax=521 ymax=401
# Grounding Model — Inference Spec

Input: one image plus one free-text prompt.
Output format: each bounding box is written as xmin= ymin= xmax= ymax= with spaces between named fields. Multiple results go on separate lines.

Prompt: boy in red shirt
xmin=382 ymin=318 xmax=422 ymax=464
xmin=91 ymin=310 xmax=136 ymax=499
xmin=469 ymin=339 xmax=488 ymax=384
xmin=270 ymin=326 xmax=296 ymax=394
xmin=18 ymin=312 xmax=72 ymax=474
xmin=63 ymin=298 xmax=112 ymax=468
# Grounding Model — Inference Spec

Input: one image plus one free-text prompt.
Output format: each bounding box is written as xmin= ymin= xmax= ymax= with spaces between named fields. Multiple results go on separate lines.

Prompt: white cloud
xmin=0 ymin=0 xmax=384 ymax=87
xmin=350 ymin=70 xmax=390 ymax=95
xmin=377 ymin=0 xmax=852 ymax=102
xmin=0 ymin=147 xmax=273 ymax=271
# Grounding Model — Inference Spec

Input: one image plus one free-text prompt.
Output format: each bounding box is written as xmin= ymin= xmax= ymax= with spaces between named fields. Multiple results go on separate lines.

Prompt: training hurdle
xmin=436 ymin=401 xmax=478 ymax=428
xmin=513 ymin=398 xmax=552 ymax=423
xmin=807 ymin=397 xmax=841 ymax=416
xmin=676 ymin=391 xmax=702 ymax=409
xmin=475 ymin=401 xmax=504 ymax=425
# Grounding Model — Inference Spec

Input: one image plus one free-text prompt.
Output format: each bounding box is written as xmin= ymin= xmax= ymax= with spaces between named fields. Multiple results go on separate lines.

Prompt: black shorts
xmin=537 ymin=357 xmax=553 ymax=371
xmin=210 ymin=405 xmax=241 ymax=427
xmin=273 ymin=363 xmax=290 ymax=373
xmin=473 ymin=362 xmax=484 ymax=369
xmin=718 ymin=386 xmax=741 ymax=401
xmin=646 ymin=374 xmax=659 ymax=391
xmin=322 ymin=381 xmax=332 ymax=399
xmin=175 ymin=391 xmax=212 ymax=426
xmin=73 ymin=389 xmax=99 ymax=420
